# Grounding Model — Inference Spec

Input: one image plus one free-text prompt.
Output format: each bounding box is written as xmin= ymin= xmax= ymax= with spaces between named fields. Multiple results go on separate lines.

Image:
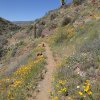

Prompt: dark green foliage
xmin=0 ymin=17 xmax=20 ymax=59
xmin=39 ymin=20 xmax=46 ymax=25
xmin=73 ymin=0 xmax=84 ymax=5
xmin=61 ymin=17 xmax=71 ymax=26
xmin=50 ymin=13 xmax=57 ymax=21
xmin=36 ymin=27 xmax=43 ymax=37
xmin=0 ymin=36 xmax=8 ymax=58
xmin=0 ymin=17 xmax=20 ymax=35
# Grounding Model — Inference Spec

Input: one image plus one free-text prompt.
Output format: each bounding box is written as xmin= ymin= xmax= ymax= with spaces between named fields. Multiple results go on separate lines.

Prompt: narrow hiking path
xmin=36 ymin=43 xmax=56 ymax=100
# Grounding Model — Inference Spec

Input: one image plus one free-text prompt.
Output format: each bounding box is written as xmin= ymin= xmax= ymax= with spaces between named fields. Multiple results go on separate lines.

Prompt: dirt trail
xmin=36 ymin=43 xmax=56 ymax=100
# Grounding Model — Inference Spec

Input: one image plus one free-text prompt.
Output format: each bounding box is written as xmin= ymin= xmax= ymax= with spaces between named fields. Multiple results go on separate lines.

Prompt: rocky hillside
xmin=0 ymin=0 xmax=100 ymax=100
xmin=0 ymin=17 xmax=20 ymax=35
xmin=0 ymin=17 xmax=20 ymax=58
xmin=26 ymin=0 xmax=100 ymax=38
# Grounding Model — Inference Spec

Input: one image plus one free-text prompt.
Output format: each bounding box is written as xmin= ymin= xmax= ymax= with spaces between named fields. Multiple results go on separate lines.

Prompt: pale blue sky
xmin=0 ymin=0 xmax=72 ymax=21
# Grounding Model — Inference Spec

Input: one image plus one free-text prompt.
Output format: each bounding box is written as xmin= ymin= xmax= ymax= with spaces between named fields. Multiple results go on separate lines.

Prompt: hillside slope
xmin=26 ymin=0 xmax=100 ymax=38
xmin=0 ymin=0 xmax=100 ymax=100
xmin=0 ymin=17 xmax=20 ymax=58
xmin=0 ymin=17 xmax=20 ymax=35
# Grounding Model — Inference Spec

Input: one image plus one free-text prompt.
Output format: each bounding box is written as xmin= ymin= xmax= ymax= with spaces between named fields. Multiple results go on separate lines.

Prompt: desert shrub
xmin=0 ymin=36 xmax=8 ymax=45
xmin=50 ymin=26 xmax=75 ymax=45
xmin=16 ymin=41 xmax=25 ymax=47
xmin=53 ymin=31 xmax=68 ymax=44
xmin=49 ymin=23 xmax=58 ymax=30
xmin=61 ymin=17 xmax=71 ymax=26
xmin=39 ymin=20 xmax=45 ymax=25
xmin=9 ymin=26 xmax=20 ymax=31
xmin=50 ymin=13 xmax=57 ymax=21
xmin=35 ymin=24 xmax=44 ymax=38
xmin=79 ymin=38 xmax=100 ymax=55
xmin=11 ymin=41 xmax=25 ymax=57
xmin=73 ymin=0 xmax=84 ymax=5
xmin=0 ymin=36 xmax=8 ymax=58
xmin=27 ymin=25 xmax=33 ymax=33
xmin=0 ymin=47 xmax=4 ymax=58
xmin=36 ymin=27 xmax=43 ymax=37
xmin=11 ymin=47 xmax=18 ymax=57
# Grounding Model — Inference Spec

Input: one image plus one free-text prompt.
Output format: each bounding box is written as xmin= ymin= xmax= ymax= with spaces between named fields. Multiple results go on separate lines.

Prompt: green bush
xmin=39 ymin=20 xmax=46 ymax=25
xmin=36 ymin=27 xmax=43 ymax=37
xmin=73 ymin=0 xmax=84 ymax=5
xmin=50 ymin=13 xmax=57 ymax=21
xmin=53 ymin=30 xmax=68 ymax=44
xmin=0 ymin=36 xmax=8 ymax=58
xmin=61 ymin=17 xmax=71 ymax=27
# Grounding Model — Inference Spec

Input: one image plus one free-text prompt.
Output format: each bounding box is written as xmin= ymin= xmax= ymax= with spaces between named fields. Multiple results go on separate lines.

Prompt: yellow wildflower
xmin=58 ymin=80 xmax=66 ymax=85
xmin=68 ymin=97 xmax=72 ymax=100
xmin=56 ymin=84 xmax=59 ymax=88
xmin=87 ymin=91 xmax=92 ymax=95
xmin=61 ymin=87 xmax=67 ymax=92
xmin=58 ymin=90 xmax=62 ymax=93
xmin=55 ymin=96 xmax=58 ymax=100
xmin=85 ymin=80 xmax=89 ymax=84
xmin=52 ymin=96 xmax=58 ymax=100
xmin=11 ymin=80 xmax=22 ymax=88
xmin=79 ymin=91 xmax=83 ymax=96
xmin=84 ymin=85 xmax=90 ymax=92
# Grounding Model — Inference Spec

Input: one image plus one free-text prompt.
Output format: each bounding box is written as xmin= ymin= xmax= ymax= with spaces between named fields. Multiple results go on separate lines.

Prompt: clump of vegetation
xmin=50 ymin=13 xmax=57 ymax=21
xmin=61 ymin=17 xmax=71 ymax=27
xmin=48 ymin=25 xmax=75 ymax=45
xmin=49 ymin=19 xmax=100 ymax=99
xmin=73 ymin=0 xmax=84 ymax=5
xmin=49 ymin=23 xmax=58 ymax=30
xmin=39 ymin=20 xmax=46 ymax=26
xmin=0 ymin=44 xmax=46 ymax=100
xmin=51 ymin=51 xmax=99 ymax=99
xmin=0 ymin=36 xmax=8 ymax=58
xmin=36 ymin=27 xmax=43 ymax=37
xmin=0 ymin=17 xmax=20 ymax=59
xmin=27 ymin=25 xmax=33 ymax=33
xmin=0 ymin=17 xmax=20 ymax=35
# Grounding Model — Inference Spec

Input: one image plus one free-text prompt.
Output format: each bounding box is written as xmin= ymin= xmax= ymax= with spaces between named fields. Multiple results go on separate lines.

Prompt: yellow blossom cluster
xmin=51 ymin=79 xmax=67 ymax=100
xmin=93 ymin=14 xmax=100 ymax=19
xmin=58 ymin=87 xmax=67 ymax=93
xmin=0 ymin=55 xmax=45 ymax=91
xmin=58 ymin=80 xmax=67 ymax=85
xmin=10 ymin=80 xmax=22 ymax=88
xmin=0 ymin=45 xmax=46 ymax=100
xmin=78 ymin=80 xmax=93 ymax=97
xmin=62 ymin=25 xmax=75 ymax=38
xmin=52 ymin=96 xmax=58 ymax=100
xmin=67 ymin=27 xmax=75 ymax=37
xmin=11 ymin=55 xmax=45 ymax=88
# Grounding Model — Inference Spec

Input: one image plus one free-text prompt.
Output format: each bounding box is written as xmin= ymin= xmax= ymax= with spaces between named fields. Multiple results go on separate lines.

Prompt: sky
xmin=0 ymin=0 xmax=72 ymax=21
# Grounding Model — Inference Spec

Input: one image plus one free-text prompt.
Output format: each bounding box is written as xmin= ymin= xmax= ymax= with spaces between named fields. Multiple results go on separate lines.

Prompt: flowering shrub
xmin=50 ymin=79 xmax=67 ymax=100
xmin=77 ymin=80 xmax=93 ymax=99
xmin=0 ymin=46 xmax=46 ymax=100
xmin=48 ymin=25 xmax=75 ymax=45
